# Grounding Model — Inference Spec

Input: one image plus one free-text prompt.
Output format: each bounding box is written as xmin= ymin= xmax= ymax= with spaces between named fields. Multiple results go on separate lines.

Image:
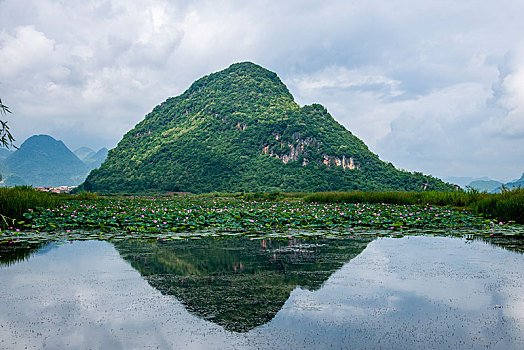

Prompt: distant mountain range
xmin=74 ymin=146 xmax=108 ymax=169
xmin=0 ymin=148 xmax=13 ymax=160
xmin=73 ymin=147 xmax=96 ymax=161
xmin=467 ymin=179 xmax=504 ymax=193
xmin=443 ymin=174 xmax=524 ymax=193
xmin=0 ymin=135 xmax=108 ymax=187
xmin=442 ymin=176 xmax=490 ymax=188
xmin=505 ymin=173 xmax=524 ymax=189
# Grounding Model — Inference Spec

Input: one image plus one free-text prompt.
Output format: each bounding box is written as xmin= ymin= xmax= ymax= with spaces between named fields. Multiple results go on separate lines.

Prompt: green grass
xmin=471 ymin=187 xmax=524 ymax=223
xmin=3 ymin=188 xmax=523 ymax=245
xmin=304 ymin=188 xmax=524 ymax=223
xmin=241 ymin=191 xmax=307 ymax=201
xmin=303 ymin=190 xmax=480 ymax=206
xmin=2 ymin=186 xmax=523 ymax=246
xmin=0 ymin=186 xmax=64 ymax=228
xmin=74 ymin=191 xmax=100 ymax=200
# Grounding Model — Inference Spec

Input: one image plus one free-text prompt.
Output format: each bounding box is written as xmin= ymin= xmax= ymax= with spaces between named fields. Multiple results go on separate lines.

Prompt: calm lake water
xmin=0 ymin=235 xmax=523 ymax=349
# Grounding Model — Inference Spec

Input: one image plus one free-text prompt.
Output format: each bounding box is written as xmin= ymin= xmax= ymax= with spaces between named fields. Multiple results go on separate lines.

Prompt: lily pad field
xmin=1 ymin=191 xmax=524 ymax=349
xmin=2 ymin=194 xmax=523 ymax=245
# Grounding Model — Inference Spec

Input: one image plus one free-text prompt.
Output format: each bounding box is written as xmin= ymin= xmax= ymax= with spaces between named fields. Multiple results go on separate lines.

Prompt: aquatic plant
xmin=304 ymin=188 xmax=524 ymax=223
xmin=1 ymin=196 xmax=519 ymax=245
xmin=471 ymin=187 xmax=524 ymax=223
xmin=0 ymin=186 xmax=63 ymax=228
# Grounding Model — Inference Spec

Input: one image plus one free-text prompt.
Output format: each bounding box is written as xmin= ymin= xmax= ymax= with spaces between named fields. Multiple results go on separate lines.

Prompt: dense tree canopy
xmin=80 ymin=62 xmax=454 ymax=194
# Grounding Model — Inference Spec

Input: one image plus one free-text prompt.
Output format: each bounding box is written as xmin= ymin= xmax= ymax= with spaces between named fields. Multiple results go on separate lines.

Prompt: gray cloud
xmin=0 ymin=0 xmax=523 ymax=181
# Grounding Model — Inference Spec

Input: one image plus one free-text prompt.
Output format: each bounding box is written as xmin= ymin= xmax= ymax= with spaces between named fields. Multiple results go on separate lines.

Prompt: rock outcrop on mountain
xmin=80 ymin=62 xmax=453 ymax=193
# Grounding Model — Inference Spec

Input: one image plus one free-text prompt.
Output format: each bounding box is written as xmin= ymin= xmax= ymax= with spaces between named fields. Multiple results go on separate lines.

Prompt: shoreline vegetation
xmin=0 ymin=186 xmax=63 ymax=228
xmin=0 ymin=186 xmax=522 ymax=245
xmin=303 ymin=187 xmax=524 ymax=224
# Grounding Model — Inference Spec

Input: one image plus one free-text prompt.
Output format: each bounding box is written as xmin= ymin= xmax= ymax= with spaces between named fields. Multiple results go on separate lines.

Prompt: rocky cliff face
xmin=262 ymin=133 xmax=360 ymax=170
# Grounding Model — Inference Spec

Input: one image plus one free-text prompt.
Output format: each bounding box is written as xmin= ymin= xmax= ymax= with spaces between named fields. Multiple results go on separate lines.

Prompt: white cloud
xmin=0 ymin=26 xmax=56 ymax=79
xmin=0 ymin=0 xmax=186 ymax=149
xmin=482 ymin=45 xmax=524 ymax=138
xmin=288 ymin=66 xmax=405 ymax=149
xmin=287 ymin=53 xmax=523 ymax=181
xmin=292 ymin=66 xmax=403 ymax=96
xmin=0 ymin=0 xmax=524 ymax=180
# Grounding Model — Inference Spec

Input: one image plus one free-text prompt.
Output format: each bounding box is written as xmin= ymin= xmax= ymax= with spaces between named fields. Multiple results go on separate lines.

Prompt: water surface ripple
xmin=0 ymin=236 xmax=523 ymax=349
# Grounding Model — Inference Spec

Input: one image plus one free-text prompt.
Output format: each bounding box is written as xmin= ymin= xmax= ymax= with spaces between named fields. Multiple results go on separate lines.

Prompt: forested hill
xmin=80 ymin=62 xmax=454 ymax=193
xmin=3 ymin=135 xmax=88 ymax=186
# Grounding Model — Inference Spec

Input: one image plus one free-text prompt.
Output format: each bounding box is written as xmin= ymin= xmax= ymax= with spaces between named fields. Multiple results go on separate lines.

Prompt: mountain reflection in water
xmin=0 ymin=242 xmax=54 ymax=266
xmin=114 ymin=237 xmax=373 ymax=332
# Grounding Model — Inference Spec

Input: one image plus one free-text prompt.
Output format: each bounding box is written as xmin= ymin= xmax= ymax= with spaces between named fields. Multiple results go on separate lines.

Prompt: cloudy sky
xmin=1 ymin=0 xmax=523 ymax=182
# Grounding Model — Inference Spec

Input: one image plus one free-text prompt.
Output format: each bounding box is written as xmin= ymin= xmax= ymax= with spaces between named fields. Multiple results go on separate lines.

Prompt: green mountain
xmin=467 ymin=179 xmax=503 ymax=193
xmin=2 ymin=135 xmax=88 ymax=187
xmin=80 ymin=62 xmax=454 ymax=193
xmin=74 ymin=146 xmax=108 ymax=169
xmin=506 ymin=173 xmax=524 ymax=189
xmin=73 ymin=147 xmax=95 ymax=161
xmin=83 ymin=147 xmax=108 ymax=169
xmin=464 ymin=173 xmax=523 ymax=193
xmin=0 ymin=148 xmax=13 ymax=160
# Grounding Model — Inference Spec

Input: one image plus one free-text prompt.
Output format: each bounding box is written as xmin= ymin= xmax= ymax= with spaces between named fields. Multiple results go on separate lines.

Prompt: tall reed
xmin=471 ymin=187 xmax=524 ymax=223
xmin=304 ymin=188 xmax=524 ymax=223
xmin=0 ymin=186 xmax=63 ymax=228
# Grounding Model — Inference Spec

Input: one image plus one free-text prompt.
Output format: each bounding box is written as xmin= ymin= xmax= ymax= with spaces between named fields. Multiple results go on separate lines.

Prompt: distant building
xmin=35 ymin=186 xmax=77 ymax=194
